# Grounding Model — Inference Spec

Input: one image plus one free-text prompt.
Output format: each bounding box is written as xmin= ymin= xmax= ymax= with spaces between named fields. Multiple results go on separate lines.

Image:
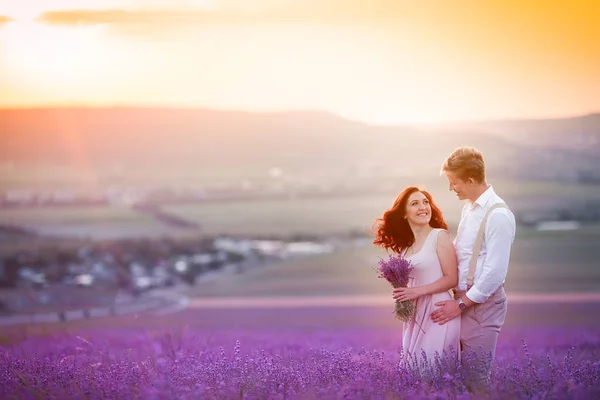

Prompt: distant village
xmin=0 ymin=231 xmax=369 ymax=314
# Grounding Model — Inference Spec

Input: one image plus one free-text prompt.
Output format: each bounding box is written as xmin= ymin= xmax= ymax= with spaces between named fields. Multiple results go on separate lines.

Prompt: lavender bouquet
xmin=376 ymin=254 xmax=416 ymax=322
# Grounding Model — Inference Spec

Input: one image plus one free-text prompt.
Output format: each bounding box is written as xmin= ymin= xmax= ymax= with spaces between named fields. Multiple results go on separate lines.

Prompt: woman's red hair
xmin=373 ymin=187 xmax=448 ymax=254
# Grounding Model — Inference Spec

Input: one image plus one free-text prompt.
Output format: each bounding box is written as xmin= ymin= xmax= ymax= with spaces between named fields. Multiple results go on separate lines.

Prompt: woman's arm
xmin=393 ymin=230 xmax=458 ymax=301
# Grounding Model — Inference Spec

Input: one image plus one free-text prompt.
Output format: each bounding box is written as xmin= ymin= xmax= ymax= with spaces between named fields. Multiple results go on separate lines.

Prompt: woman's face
xmin=405 ymin=191 xmax=432 ymax=226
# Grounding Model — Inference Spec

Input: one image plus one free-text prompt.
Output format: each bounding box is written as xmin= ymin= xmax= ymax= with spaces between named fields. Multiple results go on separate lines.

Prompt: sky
xmin=0 ymin=0 xmax=598 ymax=124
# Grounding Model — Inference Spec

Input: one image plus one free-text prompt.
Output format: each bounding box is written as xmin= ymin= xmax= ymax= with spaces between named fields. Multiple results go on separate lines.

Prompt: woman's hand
xmin=393 ymin=286 xmax=425 ymax=302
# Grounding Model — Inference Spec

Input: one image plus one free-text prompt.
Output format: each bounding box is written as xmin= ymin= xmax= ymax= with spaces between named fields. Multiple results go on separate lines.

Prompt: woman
xmin=373 ymin=186 xmax=460 ymax=371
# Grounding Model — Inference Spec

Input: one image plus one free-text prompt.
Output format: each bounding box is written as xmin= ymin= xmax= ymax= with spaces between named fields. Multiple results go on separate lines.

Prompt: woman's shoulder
xmin=432 ymin=228 xmax=453 ymax=248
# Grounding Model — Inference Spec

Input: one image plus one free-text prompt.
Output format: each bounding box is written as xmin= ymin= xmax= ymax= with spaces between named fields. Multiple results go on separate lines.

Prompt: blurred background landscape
xmin=1 ymin=0 xmax=599 ymax=320
xmin=1 ymin=107 xmax=599 ymax=318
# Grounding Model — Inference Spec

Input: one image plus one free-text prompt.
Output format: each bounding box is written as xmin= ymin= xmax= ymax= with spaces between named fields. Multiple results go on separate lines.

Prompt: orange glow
xmin=0 ymin=0 xmax=599 ymax=124
xmin=54 ymin=110 xmax=98 ymax=189
xmin=1 ymin=1 xmax=127 ymax=21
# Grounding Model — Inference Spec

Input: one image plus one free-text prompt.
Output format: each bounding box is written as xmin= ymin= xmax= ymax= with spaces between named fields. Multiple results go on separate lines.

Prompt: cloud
xmin=35 ymin=0 xmax=600 ymax=31
xmin=28 ymin=1 xmax=600 ymax=55
xmin=35 ymin=2 xmax=408 ymax=28
xmin=34 ymin=5 xmax=392 ymax=39
xmin=0 ymin=15 xmax=14 ymax=24
xmin=38 ymin=9 xmax=255 ymax=26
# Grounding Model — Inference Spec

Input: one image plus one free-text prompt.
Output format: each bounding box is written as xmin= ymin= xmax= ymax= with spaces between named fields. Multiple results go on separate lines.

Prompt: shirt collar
xmin=469 ymin=184 xmax=495 ymax=209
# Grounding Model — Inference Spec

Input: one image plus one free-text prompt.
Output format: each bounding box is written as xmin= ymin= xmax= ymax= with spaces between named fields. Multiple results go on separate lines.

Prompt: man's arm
xmin=465 ymin=210 xmax=515 ymax=304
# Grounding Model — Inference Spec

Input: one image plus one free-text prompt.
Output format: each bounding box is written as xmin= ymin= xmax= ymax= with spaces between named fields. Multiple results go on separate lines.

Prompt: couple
xmin=373 ymin=146 xmax=516 ymax=391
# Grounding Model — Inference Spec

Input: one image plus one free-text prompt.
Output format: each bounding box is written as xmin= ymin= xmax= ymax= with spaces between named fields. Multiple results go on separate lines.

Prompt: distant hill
xmin=430 ymin=113 xmax=600 ymax=154
xmin=0 ymin=107 xmax=598 ymax=188
xmin=0 ymin=108 xmax=396 ymax=167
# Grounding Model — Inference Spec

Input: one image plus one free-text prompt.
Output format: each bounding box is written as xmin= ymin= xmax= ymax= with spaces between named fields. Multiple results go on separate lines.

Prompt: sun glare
xmin=1 ymin=0 xmax=220 ymax=21
xmin=3 ymin=22 xmax=96 ymax=84
xmin=1 ymin=20 xmax=134 ymax=92
xmin=1 ymin=4 xmax=46 ymax=22
xmin=0 ymin=1 xmax=598 ymax=124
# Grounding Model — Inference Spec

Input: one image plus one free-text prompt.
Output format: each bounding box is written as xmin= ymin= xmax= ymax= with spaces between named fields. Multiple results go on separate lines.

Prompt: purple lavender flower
xmin=376 ymin=254 xmax=416 ymax=321
xmin=377 ymin=254 xmax=414 ymax=288
xmin=1 ymin=325 xmax=600 ymax=398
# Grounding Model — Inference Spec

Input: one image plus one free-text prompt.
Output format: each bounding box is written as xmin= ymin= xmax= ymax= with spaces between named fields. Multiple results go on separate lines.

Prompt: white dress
xmin=400 ymin=228 xmax=461 ymax=370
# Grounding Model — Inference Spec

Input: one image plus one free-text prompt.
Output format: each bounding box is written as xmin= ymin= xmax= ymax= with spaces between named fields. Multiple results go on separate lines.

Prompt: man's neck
xmin=467 ymin=183 xmax=490 ymax=203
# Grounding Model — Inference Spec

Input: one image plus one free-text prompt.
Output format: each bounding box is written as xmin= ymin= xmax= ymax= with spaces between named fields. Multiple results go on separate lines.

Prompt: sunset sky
xmin=0 ymin=0 xmax=598 ymax=124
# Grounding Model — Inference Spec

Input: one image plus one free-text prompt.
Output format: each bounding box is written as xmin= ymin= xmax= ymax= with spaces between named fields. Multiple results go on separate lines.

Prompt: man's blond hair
xmin=440 ymin=146 xmax=486 ymax=183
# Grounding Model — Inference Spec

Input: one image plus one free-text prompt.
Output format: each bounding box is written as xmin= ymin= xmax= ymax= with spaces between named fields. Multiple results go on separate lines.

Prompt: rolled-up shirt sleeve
xmin=466 ymin=210 xmax=515 ymax=304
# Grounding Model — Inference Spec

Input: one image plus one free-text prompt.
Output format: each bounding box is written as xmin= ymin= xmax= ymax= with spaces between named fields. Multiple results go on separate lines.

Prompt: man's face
xmin=444 ymin=170 xmax=472 ymax=201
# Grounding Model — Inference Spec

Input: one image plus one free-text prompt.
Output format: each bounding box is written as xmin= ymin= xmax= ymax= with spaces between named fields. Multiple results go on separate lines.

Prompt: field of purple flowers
xmin=2 ymin=304 xmax=600 ymax=400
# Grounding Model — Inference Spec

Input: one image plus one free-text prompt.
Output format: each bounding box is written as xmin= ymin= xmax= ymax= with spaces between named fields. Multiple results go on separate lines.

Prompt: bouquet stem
xmin=393 ymin=298 xmax=416 ymax=321
xmin=392 ymin=284 xmax=426 ymax=334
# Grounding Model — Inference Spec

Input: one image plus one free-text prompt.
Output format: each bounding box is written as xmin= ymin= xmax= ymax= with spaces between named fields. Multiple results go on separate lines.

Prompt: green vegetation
xmin=496 ymin=180 xmax=600 ymax=198
xmin=2 ymin=185 xmax=600 ymax=297
xmin=189 ymin=247 xmax=392 ymax=298
xmin=187 ymin=228 xmax=600 ymax=298
xmin=0 ymin=206 xmax=146 ymax=225
xmin=164 ymin=195 xmax=393 ymax=236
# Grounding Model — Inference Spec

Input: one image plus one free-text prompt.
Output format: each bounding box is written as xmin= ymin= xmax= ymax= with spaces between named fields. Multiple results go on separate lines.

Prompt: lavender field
xmin=2 ymin=304 xmax=600 ymax=399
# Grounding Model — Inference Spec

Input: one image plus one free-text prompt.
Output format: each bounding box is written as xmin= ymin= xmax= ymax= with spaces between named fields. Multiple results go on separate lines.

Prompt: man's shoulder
xmin=488 ymin=205 xmax=515 ymax=222
xmin=482 ymin=188 xmax=515 ymax=219
xmin=486 ymin=198 xmax=517 ymax=234
xmin=486 ymin=189 xmax=511 ymax=210
xmin=487 ymin=198 xmax=514 ymax=216
xmin=489 ymin=201 xmax=511 ymax=213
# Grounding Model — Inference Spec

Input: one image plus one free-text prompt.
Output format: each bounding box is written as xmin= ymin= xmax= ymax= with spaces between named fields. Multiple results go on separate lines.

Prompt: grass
xmin=1 ymin=179 xmax=600 ymax=240
xmin=495 ymin=179 xmax=600 ymax=199
xmin=189 ymin=248 xmax=390 ymax=298
xmin=164 ymin=195 xmax=393 ymax=236
xmin=0 ymin=205 xmax=202 ymax=241
xmin=0 ymin=206 xmax=148 ymax=225
xmin=0 ymin=163 xmax=282 ymax=190
xmin=186 ymin=227 xmax=600 ymax=299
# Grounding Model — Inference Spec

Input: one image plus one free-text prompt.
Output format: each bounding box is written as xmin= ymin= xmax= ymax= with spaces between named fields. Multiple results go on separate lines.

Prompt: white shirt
xmin=454 ymin=185 xmax=516 ymax=304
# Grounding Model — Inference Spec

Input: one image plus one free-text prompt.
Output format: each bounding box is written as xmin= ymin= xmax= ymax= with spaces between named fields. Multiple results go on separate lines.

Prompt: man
xmin=431 ymin=146 xmax=516 ymax=392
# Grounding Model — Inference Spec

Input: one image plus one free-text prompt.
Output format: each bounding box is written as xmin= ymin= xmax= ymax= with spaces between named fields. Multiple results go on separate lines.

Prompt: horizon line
xmin=0 ymin=104 xmax=598 ymax=127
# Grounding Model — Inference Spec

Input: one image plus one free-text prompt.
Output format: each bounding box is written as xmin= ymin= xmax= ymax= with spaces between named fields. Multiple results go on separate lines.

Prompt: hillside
xmin=432 ymin=113 xmax=600 ymax=154
xmin=0 ymin=108 xmax=598 ymax=188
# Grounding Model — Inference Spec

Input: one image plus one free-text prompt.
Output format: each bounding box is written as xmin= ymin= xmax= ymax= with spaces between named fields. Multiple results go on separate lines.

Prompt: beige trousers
xmin=454 ymin=286 xmax=507 ymax=392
